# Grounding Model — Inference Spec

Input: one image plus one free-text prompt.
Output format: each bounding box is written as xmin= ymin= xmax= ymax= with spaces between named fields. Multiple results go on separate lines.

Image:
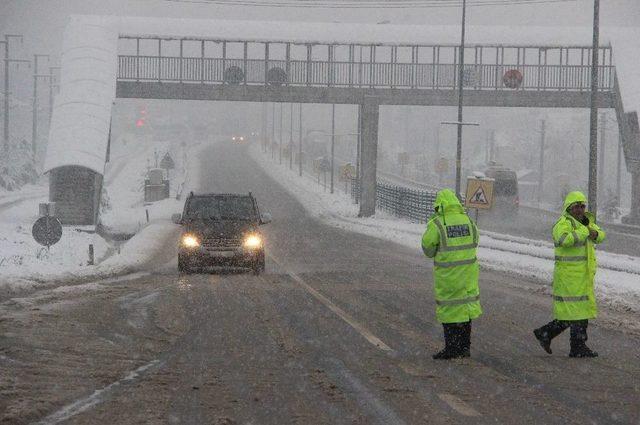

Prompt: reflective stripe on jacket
xmin=552 ymin=191 xmax=606 ymax=320
xmin=421 ymin=189 xmax=482 ymax=324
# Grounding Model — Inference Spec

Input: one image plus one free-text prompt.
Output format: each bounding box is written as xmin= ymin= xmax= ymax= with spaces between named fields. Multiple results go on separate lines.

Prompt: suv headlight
xmin=181 ymin=234 xmax=200 ymax=248
xmin=243 ymin=234 xmax=262 ymax=249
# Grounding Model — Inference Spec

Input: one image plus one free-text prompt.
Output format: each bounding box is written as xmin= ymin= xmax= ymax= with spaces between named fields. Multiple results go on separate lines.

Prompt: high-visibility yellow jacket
xmin=421 ymin=189 xmax=482 ymax=324
xmin=552 ymin=191 xmax=606 ymax=320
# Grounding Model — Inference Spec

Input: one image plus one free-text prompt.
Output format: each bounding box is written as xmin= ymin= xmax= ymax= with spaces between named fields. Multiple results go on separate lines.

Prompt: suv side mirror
xmin=260 ymin=212 xmax=272 ymax=225
xmin=171 ymin=213 xmax=182 ymax=224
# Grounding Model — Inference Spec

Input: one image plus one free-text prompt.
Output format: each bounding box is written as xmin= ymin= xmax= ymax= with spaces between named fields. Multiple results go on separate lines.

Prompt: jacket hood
xmin=434 ymin=189 xmax=464 ymax=216
xmin=562 ymin=191 xmax=587 ymax=212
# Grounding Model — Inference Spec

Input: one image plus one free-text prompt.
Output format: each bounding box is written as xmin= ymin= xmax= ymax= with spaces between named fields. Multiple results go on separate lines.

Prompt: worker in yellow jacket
xmin=534 ymin=191 xmax=605 ymax=358
xmin=422 ymin=189 xmax=482 ymax=359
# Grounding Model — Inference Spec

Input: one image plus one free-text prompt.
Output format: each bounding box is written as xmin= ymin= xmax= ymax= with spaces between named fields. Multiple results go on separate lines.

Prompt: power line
xmin=164 ymin=0 xmax=577 ymax=9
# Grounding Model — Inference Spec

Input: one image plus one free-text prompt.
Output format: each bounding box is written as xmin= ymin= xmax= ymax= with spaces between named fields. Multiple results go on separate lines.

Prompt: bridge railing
xmin=118 ymin=55 xmax=615 ymax=92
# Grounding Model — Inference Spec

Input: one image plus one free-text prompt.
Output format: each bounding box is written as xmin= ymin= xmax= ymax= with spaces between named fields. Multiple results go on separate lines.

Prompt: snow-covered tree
xmin=0 ymin=139 xmax=38 ymax=191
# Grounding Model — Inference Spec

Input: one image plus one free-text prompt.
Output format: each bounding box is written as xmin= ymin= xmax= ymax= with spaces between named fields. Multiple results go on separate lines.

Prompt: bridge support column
xmin=358 ymin=96 xmax=379 ymax=217
xmin=623 ymin=169 xmax=640 ymax=225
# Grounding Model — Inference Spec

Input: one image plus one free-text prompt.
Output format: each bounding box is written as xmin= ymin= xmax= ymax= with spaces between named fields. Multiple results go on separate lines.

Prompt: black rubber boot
xmin=534 ymin=320 xmax=569 ymax=355
xmin=533 ymin=328 xmax=553 ymax=354
xmin=433 ymin=323 xmax=467 ymax=360
xmin=460 ymin=321 xmax=471 ymax=358
xmin=569 ymin=321 xmax=598 ymax=358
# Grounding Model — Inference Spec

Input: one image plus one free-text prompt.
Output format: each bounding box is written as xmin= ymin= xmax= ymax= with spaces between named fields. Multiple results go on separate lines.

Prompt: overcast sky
xmin=1 ymin=0 xmax=639 ymax=59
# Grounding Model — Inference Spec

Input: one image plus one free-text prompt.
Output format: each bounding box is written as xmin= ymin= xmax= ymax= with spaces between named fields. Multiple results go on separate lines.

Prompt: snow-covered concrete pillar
xmin=358 ymin=96 xmax=379 ymax=217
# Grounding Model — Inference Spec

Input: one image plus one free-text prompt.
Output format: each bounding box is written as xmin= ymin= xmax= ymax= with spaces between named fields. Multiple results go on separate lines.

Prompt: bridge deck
xmin=116 ymin=81 xmax=615 ymax=108
xmin=116 ymin=38 xmax=615 ymax=108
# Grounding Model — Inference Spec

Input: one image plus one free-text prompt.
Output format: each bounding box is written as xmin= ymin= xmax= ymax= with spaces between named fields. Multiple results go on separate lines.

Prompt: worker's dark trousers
xmin=536 ymin=319 xmax=588 ymax=349
xmin=443 ymin=321 xmax=472 ymax=353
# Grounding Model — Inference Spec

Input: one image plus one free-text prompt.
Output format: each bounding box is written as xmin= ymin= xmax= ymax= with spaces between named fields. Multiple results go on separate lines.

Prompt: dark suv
xmin=172 ymin=192 xmax=271 ymax=274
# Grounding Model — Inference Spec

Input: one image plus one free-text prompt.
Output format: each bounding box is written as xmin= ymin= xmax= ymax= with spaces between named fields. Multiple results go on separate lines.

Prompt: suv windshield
xmin=185 ymin=196 xmax=256 ymax=221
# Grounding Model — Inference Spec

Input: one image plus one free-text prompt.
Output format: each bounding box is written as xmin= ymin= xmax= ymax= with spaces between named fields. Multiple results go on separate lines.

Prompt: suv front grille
xmin=202 ymin=237 xmax=242 ymax=250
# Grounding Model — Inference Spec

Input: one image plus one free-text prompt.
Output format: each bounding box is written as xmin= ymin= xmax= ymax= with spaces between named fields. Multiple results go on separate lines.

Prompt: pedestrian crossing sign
xmin=465 ymin=177 xmax=494 ymax=210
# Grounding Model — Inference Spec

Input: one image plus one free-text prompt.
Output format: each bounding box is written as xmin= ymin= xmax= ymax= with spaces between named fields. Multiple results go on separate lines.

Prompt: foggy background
xmin=1 ymin=0 xmax=638 ymax=209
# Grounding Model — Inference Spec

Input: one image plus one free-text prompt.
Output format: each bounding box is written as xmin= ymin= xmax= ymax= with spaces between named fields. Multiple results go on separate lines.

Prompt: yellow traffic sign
xmin=465 ymin=177 xmax=494 ymax=210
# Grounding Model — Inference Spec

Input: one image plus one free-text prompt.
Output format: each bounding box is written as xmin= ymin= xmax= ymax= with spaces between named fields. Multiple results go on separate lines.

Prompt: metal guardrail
xmin=353 ymin=175 xmax=640 ymax=236
xmin=350 ymin=178 xmax=438 ymax=223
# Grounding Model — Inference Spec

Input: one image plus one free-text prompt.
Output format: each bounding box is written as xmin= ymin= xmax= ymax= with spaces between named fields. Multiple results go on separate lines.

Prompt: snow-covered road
xmin=250 ymin=144 xmax=640 ymax=315
xmin=2 ymin=141 xmax=639 ymax=424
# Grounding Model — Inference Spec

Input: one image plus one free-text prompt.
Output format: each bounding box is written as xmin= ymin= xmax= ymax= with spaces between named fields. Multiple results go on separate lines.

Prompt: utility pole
xmin=484 ymin=131 xmax=490 ymax=164
xmin=32 ymin=54 xmax=49 ymax=158
xmin=616 ymin=130 xmax=622 ymax=206
xmin=289 ymin=102 xmax=293 ymax=170
xmin=48 ymin=66 xmax=60 ymax=126
xmin=298 ymin=103 xmax=303 ymax=177
xmin=279 ymin=102 xmax=283 ymax=164
xmin=271 ymin=102 xmax=275 ymax=159
xmin=588 ymin=0 xmax=600 ymax=217
xmin=330 ymin=103 xmax=335 ymax=194
xmin=455 ymin=0 xmax=467 ymax=199
xmin=356 ymin=105 xmax=361 ymax=203
xmin=261 ymin=102 xmax=267 ymax=153
xmin=538 ymin=120 xmax=546 ymax=206
xmin=598 ymin=112 xmax=607 ymax=201
xmin=1 ymin=34 xmax=29 ymax=152
xmin=403 ymin=105 xmax=410 ymax=152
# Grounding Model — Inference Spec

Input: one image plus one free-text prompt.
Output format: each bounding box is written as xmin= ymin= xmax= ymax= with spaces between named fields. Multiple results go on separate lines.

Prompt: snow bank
xmin=0 ymin=135 xmax=207 ymax=294
xmin=0 ymin=195 xmax=110 ymax=293
xmin=249 ymin=145 xmax=640 ymax=314
xmin=0 ymin=194 xmax=176 ymax=295
xmin=99 ymin=135 xmax=195 ymax=235
xmin=98 ymin=221 xmax=178 ymax=271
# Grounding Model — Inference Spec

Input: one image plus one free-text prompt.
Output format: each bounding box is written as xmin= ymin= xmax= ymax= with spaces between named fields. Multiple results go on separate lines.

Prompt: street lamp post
xmin=271 ymin=102 xmax=275 ymax=158
xmin=330 ymin=104 xmax=335 ymax=194
xmin=261 ymin=102 xmax=267 ymax=153
xmin=298 ymin=103 xmax=303 ymax=177
xmin=289 ymin=103 xmax=293 ymax=170
xmin=279 ymin=103 xmax=283 ymax=164
xmin=356 ymin=105 xmax=361 ymax=203
xmin=441 ymin=120 xmax=480 ymax=192
xmin=588 ymin=0 xmax=600 ymax=217
xmin=538 ymin=119 xmax=546 ymax=206
xmin=455 ymin=0 xmax=468 ymax=198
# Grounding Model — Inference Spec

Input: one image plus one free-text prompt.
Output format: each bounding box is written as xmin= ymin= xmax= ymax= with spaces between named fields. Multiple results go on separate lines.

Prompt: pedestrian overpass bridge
xmin=45 ymin=15 xmax=640 ymax=225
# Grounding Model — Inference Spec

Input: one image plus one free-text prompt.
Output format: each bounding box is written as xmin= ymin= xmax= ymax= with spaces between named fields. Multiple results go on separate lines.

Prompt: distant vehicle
xmin=484 ymin=164 xmax=519 ymax=215
xmin=172 ymin=192 xmax=271 ymax=274
xmin=231 ymin=135 xmax=246 ymax=143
